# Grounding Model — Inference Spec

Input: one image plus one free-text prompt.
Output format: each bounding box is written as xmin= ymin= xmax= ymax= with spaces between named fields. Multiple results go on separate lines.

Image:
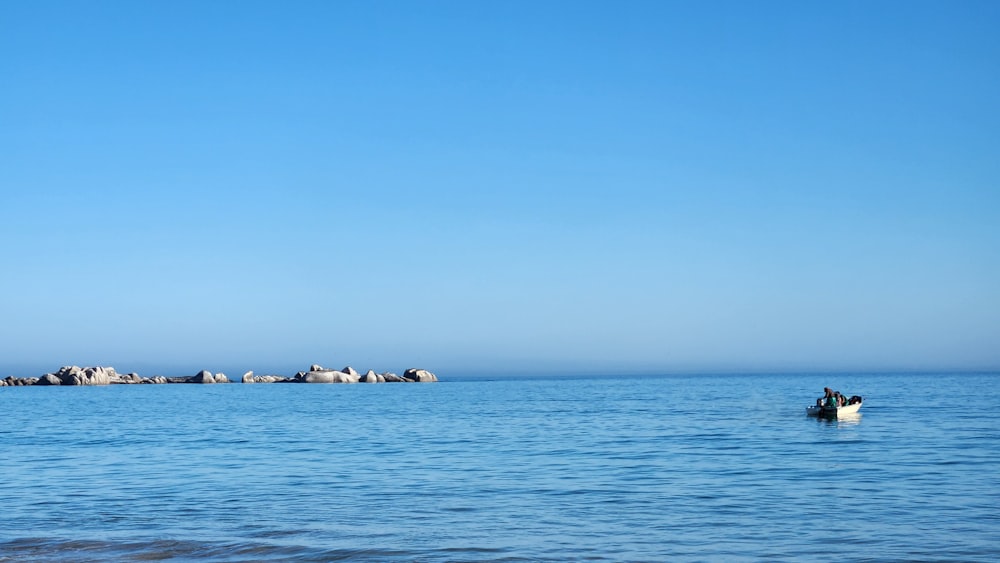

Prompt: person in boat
xmin=816 ymin=387 xmax=830 ymax=407
xmin=819 ymin=387 xmax=837 ymax=409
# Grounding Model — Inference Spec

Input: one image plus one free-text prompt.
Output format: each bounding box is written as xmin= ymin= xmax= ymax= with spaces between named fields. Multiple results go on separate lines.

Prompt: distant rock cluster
xmin=255 ymin=365 xmax=437 ymax=384
xmin=244 ymin=365 xmax=437 ymax=384
xmin=0 ymin=364 xmax=438 ymax=387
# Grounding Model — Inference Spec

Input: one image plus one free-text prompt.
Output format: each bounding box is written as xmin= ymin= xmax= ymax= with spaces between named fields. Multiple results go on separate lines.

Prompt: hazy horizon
xmin=3 ymin=1 xmax=998 ymax=377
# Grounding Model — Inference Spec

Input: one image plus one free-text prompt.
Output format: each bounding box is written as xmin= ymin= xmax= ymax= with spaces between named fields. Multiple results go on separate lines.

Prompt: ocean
xmin=1 ymin=372 xmax=997 ymax=562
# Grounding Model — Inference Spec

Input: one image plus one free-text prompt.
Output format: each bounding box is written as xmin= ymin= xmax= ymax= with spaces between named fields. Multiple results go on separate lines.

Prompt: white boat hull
xmin=806 ymin=400 xmax=862 ymax=417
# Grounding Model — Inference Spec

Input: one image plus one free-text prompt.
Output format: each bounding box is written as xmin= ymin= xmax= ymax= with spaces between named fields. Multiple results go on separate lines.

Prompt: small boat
xmin=806 ymin=398 xmax=862 ymax=417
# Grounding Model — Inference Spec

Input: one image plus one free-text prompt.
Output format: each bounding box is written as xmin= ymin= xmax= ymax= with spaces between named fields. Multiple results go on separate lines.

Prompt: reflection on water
xmin=835 ymin=412 xmax=862 ymax=426
xmin=811 ymin=412 xmax=862 ymax=426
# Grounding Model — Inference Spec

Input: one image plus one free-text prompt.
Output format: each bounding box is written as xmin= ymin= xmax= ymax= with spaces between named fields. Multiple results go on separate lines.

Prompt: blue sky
xmin=1 ymin=1 xmax=998 ymax=377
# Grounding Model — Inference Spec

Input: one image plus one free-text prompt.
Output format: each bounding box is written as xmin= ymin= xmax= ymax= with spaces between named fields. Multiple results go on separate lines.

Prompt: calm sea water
xmin=1 ymin=372 xmax=998 ymax=562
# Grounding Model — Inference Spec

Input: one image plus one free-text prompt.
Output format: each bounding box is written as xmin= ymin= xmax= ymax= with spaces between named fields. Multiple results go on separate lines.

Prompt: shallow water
xmin=1 ymin=373 xmax=998 ymax=561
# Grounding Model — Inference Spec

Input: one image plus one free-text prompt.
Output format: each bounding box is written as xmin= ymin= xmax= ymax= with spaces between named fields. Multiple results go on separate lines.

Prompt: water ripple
xmin=2 ymin=374 xmax=999 ymax=561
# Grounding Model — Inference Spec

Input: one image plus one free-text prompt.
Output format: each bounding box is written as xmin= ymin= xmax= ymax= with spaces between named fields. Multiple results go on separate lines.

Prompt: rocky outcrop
xmin=2 ymin=376 xmax=39 ymax=386
xmin=110 ymin=372 xmax=143 ymax=384
xmin=2 ymin=364 xmax=437 ymax=386
xmin=403 ymin=369 xmax=438 ymax=382
xmin=296 ymin=369 xmax=359 ymax=383
xmin=237 ymin=365 xmax=426 ymax=384
xmin=189 ymin=370 xmax=215 ymax=383
xmin=243 ymin=371 xmax=289 ymax=383
xmin=242 ymin=371 xmax=288 ymax=383
xmin=37 ymin=373 xmax=63 ymax=386
xmin=42 ymin=366 xmax=114 ymax=386
xmin=187 ymin=370 xmax=228 ymax=384
xmin=26 ymin=366 xmax=116 ymax=386
xmin=258 ymin=375 xmax=288 ymax=383
xmin=236 ymin=364 xmax=415 ymax=384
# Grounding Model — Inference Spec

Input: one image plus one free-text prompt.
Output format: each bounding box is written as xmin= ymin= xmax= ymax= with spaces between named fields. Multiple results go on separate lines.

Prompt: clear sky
xmin=2 ymin=1 xmax=998 ymax=377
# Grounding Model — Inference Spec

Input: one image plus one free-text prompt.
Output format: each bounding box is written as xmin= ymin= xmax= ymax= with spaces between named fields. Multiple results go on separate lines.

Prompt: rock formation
xmin=29 ymin=366 xmax=115 ymax=386
xmin=2 ymin=376 xmax=38 ymax=386
xmin=403 ymin=368 xmax=438 ymax=382
xmin=186 ymin=370 xmax=229 ymax=384
xmin=242 ymin=371 xmax=288 ymax=383
xmin=188 ymin=370 xmax=216 ymax=384
xmin=2 ymin=363 xmax=437 ymax=386
xmin=296 ymin=369 xmax=360 ymax=383
xmin=110 ymin=372 xmax=143 ymax=384
xmin=37 ymin=373 xmax=62 ymax=386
